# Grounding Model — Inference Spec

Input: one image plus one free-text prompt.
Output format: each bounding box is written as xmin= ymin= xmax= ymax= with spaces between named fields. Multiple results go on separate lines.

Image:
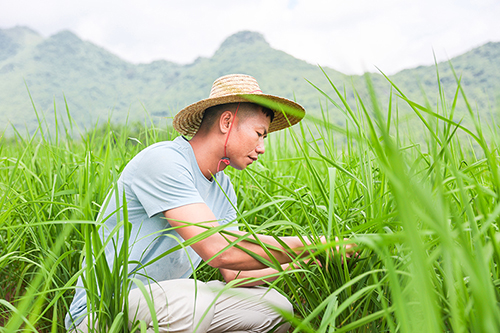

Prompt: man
xmin=66 ymin=74 xmax=326 ymax=332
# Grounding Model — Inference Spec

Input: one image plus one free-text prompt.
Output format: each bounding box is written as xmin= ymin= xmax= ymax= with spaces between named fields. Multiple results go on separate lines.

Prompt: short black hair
xmin=260 ymin=106 xmax=275 ymax=122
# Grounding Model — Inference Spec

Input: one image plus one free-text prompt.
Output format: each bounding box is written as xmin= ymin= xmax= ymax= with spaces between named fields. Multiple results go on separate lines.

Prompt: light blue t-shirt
xmin=65 ymin=136 xmax=238 ymax=329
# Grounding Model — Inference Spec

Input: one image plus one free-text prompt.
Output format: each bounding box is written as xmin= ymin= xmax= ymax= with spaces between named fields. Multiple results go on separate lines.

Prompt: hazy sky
xmin=2 ymin=0 xmax=499 ymax=74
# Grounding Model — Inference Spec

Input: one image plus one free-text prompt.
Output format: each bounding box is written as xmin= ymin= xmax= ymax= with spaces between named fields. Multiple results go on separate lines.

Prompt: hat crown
xmin=209 ymin=74 xmax=263 ymax=98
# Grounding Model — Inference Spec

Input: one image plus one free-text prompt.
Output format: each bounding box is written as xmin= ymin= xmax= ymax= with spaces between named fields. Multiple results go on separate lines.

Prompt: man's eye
xmin=257 ymin=131 xmax=267 ymax=139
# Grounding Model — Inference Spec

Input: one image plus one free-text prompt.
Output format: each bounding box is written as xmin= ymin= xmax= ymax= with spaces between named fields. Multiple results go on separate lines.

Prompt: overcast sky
xmin=2 ymin=0 xmax=499 ymax=75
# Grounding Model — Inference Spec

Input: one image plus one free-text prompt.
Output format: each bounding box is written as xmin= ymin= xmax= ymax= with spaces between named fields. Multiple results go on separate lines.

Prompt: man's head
xmin=173 ymin=74 xmax=305 ymax=138
xmin=195 ymin=102 xmax=274 ymax=170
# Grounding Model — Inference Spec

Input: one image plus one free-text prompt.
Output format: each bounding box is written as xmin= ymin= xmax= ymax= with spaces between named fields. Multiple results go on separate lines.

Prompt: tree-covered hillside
xmin=0 ymin=26 xmax=498 ymax=136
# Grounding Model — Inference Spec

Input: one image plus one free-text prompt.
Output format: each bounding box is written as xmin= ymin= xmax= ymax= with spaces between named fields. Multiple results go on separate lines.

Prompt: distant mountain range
xmin=0 ymin=26 xmax=498 ymax=136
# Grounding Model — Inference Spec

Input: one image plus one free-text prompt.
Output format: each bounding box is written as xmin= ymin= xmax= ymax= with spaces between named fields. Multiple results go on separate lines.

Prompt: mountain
xmin=390 ymin=42 xmax=500 ymax=120
xmin=0 ymin=26 xmax=498 ymax=136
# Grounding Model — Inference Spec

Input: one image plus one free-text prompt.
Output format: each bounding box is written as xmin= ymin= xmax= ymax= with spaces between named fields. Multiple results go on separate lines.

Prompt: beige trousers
xmin=72 ymin=279 xmax=292 ymax=333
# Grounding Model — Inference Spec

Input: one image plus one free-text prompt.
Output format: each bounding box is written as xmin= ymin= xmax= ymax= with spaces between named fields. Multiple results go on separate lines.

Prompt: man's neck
xmin=188 ymin=133 xmax=226 ymax=180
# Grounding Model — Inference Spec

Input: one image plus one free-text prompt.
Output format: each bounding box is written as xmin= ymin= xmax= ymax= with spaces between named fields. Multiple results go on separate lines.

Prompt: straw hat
xmin=173 ymin=74 xmax=305 ymax=137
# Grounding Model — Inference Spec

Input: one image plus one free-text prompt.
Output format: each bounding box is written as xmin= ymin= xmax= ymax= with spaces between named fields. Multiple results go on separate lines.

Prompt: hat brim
xmin=173 ymin=93 xmax=305 ymax=137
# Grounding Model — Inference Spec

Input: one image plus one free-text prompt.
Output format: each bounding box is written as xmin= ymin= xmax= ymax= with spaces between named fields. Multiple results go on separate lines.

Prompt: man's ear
xmin=219 ymin=110 xmax=234 ymax=134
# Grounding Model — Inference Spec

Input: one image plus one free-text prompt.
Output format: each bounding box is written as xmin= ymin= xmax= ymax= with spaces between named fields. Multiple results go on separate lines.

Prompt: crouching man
xmin=66 ymin=74 xmax=344 ymax=333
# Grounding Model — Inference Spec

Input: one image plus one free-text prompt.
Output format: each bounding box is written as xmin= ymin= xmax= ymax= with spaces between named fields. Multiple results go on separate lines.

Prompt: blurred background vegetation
xmin=0 ymin=26 xmax=498 ymax=139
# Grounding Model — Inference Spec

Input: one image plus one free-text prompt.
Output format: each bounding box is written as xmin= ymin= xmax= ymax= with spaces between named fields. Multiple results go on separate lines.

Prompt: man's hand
xmin=318 ymin=236 xmax=358 ymax=263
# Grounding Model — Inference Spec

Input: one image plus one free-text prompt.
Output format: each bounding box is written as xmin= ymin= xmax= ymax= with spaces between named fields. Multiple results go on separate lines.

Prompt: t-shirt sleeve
xmin=131 ymin=147 xmax=204 ymax=218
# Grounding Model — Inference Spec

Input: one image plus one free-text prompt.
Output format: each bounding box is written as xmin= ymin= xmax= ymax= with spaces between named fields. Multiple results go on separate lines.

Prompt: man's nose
xmin=256 ymin=141 xmax=265 ymax=155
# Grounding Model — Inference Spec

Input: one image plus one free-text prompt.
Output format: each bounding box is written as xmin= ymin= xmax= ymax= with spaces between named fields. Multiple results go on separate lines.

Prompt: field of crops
xmin=1 ymin=72 xmax=499 ymax=332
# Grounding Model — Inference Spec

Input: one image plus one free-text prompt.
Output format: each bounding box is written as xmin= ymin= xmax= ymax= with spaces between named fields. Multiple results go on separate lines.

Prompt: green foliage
xmin=1 ymin=66 xmax=500 ymax=332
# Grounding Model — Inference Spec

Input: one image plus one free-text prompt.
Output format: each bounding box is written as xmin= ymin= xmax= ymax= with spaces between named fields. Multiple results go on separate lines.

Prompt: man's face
xmin=227 ymin=109 xmax=271 ymax=170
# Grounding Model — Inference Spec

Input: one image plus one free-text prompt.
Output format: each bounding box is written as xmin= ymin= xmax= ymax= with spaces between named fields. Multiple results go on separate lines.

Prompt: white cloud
xmin=262 ymin=0 xmax=500 ymax=73
xmin=1 ymin=0 xmax=499 ymax=74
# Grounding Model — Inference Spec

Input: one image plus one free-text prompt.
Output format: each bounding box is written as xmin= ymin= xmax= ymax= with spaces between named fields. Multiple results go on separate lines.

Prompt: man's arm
xmin=219 ymin=266 xmax=290 ymax=287
xmin=163 ymin=203 xmax=312 ymax=271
